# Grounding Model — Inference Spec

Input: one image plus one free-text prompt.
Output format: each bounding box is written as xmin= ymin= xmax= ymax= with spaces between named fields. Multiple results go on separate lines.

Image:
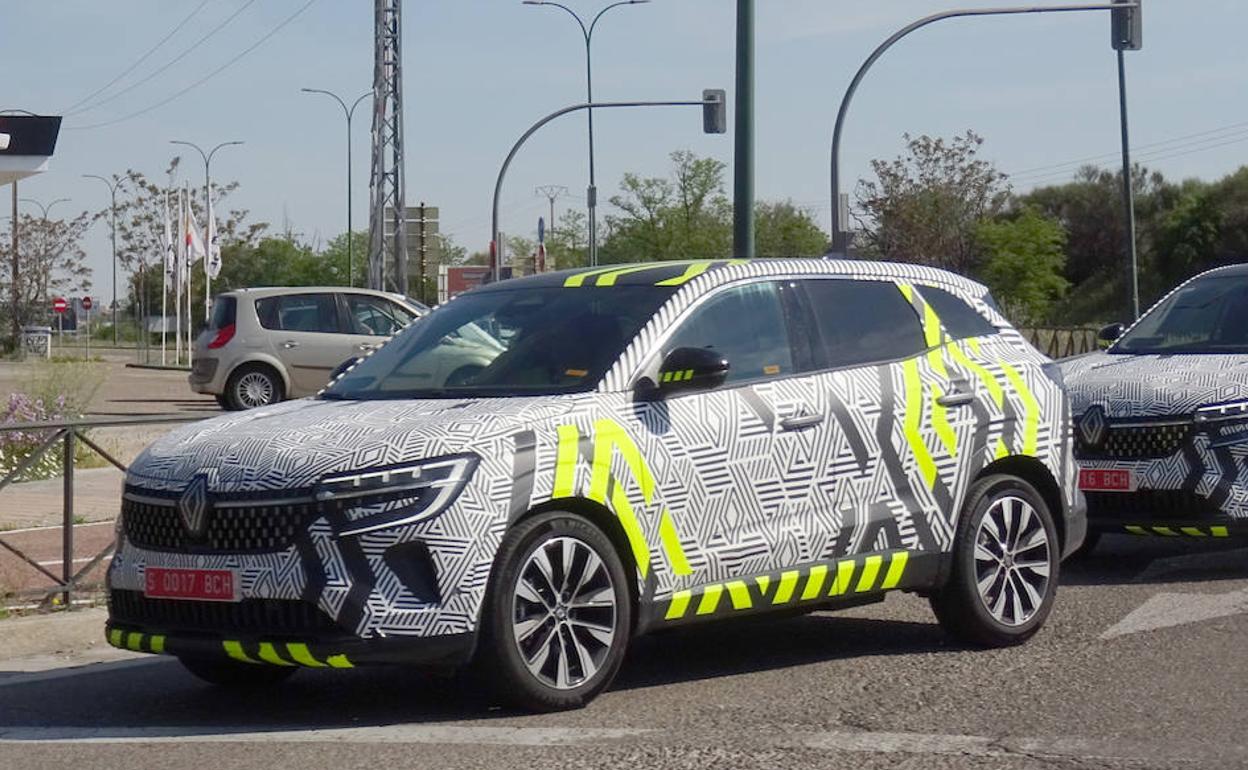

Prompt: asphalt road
xmin=1 ymin=535 xmax=1246 ymax=769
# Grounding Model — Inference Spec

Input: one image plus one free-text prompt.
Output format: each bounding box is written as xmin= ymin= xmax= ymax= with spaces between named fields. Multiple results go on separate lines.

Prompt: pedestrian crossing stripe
xmin=660 ymin=550 xmax=921 ymax=623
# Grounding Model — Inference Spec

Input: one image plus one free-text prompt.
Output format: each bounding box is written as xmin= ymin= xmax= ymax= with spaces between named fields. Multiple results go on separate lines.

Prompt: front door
xmin=266 ymin=292 xmax=353 ymax=395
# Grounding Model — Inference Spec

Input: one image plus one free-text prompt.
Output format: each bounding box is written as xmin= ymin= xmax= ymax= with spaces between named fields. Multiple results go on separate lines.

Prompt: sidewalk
xmin=3 ymin=467 xmax=124 ymax=530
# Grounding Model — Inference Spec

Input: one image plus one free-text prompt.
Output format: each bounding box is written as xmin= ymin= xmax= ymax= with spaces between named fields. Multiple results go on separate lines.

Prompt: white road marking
xmin=0 ymin=725 xmax=651 ymax=746
xmin=1102 ymin=586 xmax=1248 ymax=639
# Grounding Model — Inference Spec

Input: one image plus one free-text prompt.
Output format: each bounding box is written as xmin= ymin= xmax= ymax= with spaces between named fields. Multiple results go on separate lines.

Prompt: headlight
xmin=316 ymin=455 xmax=479 ymax=537
xmin=1195 ymin=401 xmax=1248 ymax=424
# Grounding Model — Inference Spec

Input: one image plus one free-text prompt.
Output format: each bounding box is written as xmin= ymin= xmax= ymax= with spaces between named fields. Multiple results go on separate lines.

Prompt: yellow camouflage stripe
xmin=1125 ymin=525 xmax=1230 ymax=538
xmin=664 ymin=551 xmax=914 ymax=622
xmin=999 ymin=360 xmax=1039 ymax=456
xmin=105 ymin=629 xmax=167 ymax=655
xmin=563 ymin=259 xmax=746 ymax=288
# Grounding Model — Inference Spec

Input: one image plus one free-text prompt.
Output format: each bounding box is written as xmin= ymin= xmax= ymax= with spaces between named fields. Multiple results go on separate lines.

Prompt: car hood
xmin=1059 ymin=351 xmax=1248 ymax=418
xmin=127 ymin=395 xmax=582 ymax=494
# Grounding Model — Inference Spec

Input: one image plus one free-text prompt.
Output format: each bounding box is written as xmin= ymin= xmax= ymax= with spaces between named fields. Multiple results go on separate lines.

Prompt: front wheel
xmin=931 ymin=474 xmax=1059 ymax=647
xmin=178 ymin=656 xmax=298 ymax=687
xmin=477 ymin=511 xmax=632 ymax=712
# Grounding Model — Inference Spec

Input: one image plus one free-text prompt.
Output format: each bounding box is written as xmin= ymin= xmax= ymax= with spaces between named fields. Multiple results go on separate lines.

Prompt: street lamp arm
xmin=525 ymin=1 xmax=590 ymax=40
xmin=206 ymin=140 xmax=244 ymax=166
xmin=349 ymin=92 xmax=371 ymax=120
xmin=828 ymin=2 xmax=1140 ymax=252
xmin=302 ymin=87 xmax=349 ymax=117
xmin=589 ymin=0 xmax=647 ymax=39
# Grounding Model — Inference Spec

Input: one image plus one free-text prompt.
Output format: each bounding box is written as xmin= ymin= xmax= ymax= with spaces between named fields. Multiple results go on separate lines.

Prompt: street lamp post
xmin=19 ymin=197 xmax=70 ymax=221
xmin=170 ymin=140 xmax=243 ymax=321
xmin=301 ymin=88 xmax=371 ymax=287
xmin=828 ymin=3 xmax=1141 ymax=259
xmin=522 ymin=0 xmax=651 ymax=268
xmin=83 ymin=174 xmax=121 ymax=345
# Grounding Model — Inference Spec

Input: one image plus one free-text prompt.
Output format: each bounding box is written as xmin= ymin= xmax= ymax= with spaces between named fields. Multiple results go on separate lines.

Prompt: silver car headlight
xmin=316 ymin=455 xmax=479 ymax=537
xmin=1194 ymin=401 xmax=1248 ymax=424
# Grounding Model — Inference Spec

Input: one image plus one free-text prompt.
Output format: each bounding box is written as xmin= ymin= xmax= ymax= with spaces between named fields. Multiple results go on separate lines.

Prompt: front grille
xmin=1085 ymin=490 xmax=1222 ymax=521
xmin=1076 ymin=420 xmax=1192 ymax=460
xmin=109 ymin=590 xmax=341 ymax=636
xmin=123 ymin=493 xmax=317 ymax=553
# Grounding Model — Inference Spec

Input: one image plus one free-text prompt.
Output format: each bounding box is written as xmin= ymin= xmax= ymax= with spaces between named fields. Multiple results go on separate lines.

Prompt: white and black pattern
xmin=108 ymin=258 xmax=1074 ymax=655
xmin=1060 ymin=264 xmax=1248 ymax=529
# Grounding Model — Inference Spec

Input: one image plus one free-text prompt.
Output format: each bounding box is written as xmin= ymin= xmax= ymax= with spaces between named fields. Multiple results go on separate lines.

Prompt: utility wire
xmin=66 ymin=0 xmax=320 ymax=131
xmin=1014 ymin=130 xmax=1248 ymax=187
xmin=61 ymin=0 xmax=212 ymax=114
xmin=67 ymin=0 xmax=261 ymax=117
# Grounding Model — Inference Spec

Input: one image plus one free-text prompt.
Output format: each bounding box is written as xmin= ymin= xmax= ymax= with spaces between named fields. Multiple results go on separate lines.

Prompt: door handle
xmin=281 ymin=340 xmax=299 ymax=350
xmin=937 ymin=390 xmax=975 ymax=408
xmin=358 ymin=342 xmax=380 ymax=352
xmin=780 ymin=413 xmax=825 ymax=431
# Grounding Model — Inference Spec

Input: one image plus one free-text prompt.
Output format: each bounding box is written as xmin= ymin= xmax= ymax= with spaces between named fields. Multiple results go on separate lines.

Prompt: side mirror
xmin=1098 ymin=322 xmax=1125 ymax=344
xmin=330 ymin=357 xmax=361 ymax=383
xmin=654 ymin=347 xmax=729 ymax=396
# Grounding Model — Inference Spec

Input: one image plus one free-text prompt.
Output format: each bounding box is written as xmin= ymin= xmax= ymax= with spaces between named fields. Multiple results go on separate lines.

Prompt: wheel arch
xmin=226 ymin=356 xmax=291 ymax=396
xmin=975 ymin=455 xmax=1066 ymax=551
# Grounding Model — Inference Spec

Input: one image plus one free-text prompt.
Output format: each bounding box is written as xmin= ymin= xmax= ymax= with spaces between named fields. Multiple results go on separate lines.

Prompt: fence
xmin=1022 ymin=327 xmax=1100 ymax=360
xmin=0 ymin=415 xmax=204 ymax=606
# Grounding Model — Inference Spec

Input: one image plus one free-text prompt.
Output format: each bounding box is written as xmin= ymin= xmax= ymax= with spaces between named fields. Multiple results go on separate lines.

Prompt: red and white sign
xmin=81 ymin=296 xmax=92 ymax=311
xmin=144 ymin=567 xmax=239 ymax=602
xmin=52 ymin=297 xmax=67 ymax=314
xmin=1079 ymin=468 xmax=1136 ymax=492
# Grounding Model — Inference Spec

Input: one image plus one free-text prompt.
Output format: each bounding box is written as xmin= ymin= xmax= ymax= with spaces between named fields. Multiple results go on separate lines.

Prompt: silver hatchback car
xmin=190 ymin=287 xmax=430 ymax=410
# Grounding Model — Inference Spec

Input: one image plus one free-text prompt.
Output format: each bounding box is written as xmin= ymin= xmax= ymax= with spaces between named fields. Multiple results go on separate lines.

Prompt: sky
xmin=4 ymin=0 xmax=1247 ymax=301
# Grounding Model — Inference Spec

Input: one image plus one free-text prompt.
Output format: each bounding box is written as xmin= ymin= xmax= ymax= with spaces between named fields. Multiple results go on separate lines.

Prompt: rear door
xmin=266 ymin=293 xmax=351 ymax=394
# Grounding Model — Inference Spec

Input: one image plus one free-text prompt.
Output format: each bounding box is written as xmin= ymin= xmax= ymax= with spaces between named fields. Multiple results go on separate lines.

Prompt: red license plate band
xmin=144 ymin=567 xmax=239 ymax=602
xmin=1079 ymin=468 xmax=1135 ymax=492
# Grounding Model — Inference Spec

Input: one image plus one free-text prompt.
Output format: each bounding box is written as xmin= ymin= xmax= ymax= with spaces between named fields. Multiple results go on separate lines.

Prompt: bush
xmin=0 ymin=361 xmax=104 ymax=481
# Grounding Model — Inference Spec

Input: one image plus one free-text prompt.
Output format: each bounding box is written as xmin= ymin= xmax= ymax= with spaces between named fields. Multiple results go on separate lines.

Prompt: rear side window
xmin=802 ymin=279 xmax=926 ymax=369
xmin=255 ymin=294 xmax=341 ymax=333
xmin=920 ymin=285 xmax=998 ymax=340
xmin=664 ymin=281 xmax=794 ymax=384
xmin=209 ymin=296 xmax=236 ymax=331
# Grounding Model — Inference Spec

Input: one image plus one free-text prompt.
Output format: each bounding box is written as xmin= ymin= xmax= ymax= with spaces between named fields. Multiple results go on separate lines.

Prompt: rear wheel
xmin=178 ymin=656 xmax=297 ymax=687
xmin=225 ymin=364 xmax=284 ymax=410
xmin=931 ymin=474 xmax=1059 ymax=647
xmin=477 ymin=511 xmax=632 ymax=712
xmin=214 ymin=393 xmax=231 ymax=410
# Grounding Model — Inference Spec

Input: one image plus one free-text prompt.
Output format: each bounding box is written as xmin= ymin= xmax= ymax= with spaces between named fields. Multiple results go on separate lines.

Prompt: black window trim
xmin=625 ymin=276 xmax=806 ymax=396
xmin=257 ymin=291 xmax=344 ymax=335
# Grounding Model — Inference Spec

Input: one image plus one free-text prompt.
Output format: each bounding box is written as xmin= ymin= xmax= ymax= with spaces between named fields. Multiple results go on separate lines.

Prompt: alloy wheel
xmin=236 ymin=372 xmax=275 ymax=408
xmin=510 ymin=535 xmax=618 ymax=690
xmin=973 ymin=495 xmax=1052 ymax=627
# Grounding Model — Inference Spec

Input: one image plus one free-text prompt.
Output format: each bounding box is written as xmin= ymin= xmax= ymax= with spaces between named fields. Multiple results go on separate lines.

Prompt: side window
xmin=346 ymin=295 xmax=406 ymax=336
xmin=919 ymin=285 xmax=998 ymax=340
xmin=255 ymin=297 xmax=280 ymax=330
xmin=802 ymin=279 xmax=926 ymax=369
xmin=276 ymin=294 xmax=340 ymax=334
xmin=664 ymin=281 xmax=793 ymax=384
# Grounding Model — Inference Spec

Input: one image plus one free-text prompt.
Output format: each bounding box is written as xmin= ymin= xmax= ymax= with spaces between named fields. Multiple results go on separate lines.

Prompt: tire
xmin=931 ymin=474 xmax=1059 ymax=647
xmin=178 ymin=656 xmax=298 ymax=687
xmin=214 ymin=393 xmax=232 ymax=410
xmin=476 ymin=511 xmax=632 ymax=712
xmin=225 ymin=364 xmax=284 ymax=410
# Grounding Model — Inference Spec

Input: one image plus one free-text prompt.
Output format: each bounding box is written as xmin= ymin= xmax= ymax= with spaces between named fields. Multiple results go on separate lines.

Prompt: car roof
xmin=1191 ymin=262 xmax=1248 ymax=279
xmin=477 ymin=257 xmax=990 ymax=298
xmin=218 ymin=286 xmax=416 ymax=304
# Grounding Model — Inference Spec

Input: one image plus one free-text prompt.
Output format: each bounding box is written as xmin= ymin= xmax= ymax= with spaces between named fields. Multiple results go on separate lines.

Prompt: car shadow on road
xmin=1062 ymin=534 xmax=1248 ymax=587
xmin=0 ymin=614 xmax=958 ymax=735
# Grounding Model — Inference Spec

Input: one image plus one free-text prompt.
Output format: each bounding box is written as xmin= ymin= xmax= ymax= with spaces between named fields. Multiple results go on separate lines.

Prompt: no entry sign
xmin=81 ymin=296 xmax=93 ymax=311
xmin=52 ymin=297 xmax=67 ymax=314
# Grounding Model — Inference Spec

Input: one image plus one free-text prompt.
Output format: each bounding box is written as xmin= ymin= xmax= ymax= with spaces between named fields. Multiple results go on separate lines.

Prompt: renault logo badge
xmin=1079 ymin=406 xmax=1108 ymax=447
xmin=178 ymin=475 xmax=210 ymax=538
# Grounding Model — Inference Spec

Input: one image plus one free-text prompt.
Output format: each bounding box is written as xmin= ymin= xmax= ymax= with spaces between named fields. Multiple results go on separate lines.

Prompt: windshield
xmin=323 ymin=285 xmax=673 ymax=400
xmin=1115 ymin=274 xmax=1248 ymax=354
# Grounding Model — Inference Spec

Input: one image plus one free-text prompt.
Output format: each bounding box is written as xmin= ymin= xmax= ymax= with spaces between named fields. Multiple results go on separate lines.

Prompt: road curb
xmin=0 ymin=607 xmax=107 ymax=661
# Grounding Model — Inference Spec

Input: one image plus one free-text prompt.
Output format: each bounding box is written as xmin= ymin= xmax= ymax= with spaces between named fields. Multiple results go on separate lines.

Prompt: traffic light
xmin=703 ymin=89 xmax=727 ymax=134
xmin=1112 ymin=0 xmax=1142 ymax=51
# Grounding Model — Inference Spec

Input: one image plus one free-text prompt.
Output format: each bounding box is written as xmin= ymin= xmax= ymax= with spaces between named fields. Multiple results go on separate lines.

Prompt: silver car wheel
xmin=511 ymin=535 xmax=617 ymax=691
xmin=235 ymin=371 xmax=276 ymax=409
xmin=973 ymin=495 xmax=1052 ymax=627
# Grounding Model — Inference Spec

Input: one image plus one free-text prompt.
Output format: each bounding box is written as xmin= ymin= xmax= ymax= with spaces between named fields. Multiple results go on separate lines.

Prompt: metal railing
xmin=1023 ymin=327 xmax=1100 ymax=360
xmin=0 ymin=415 xmax=205 ymax=606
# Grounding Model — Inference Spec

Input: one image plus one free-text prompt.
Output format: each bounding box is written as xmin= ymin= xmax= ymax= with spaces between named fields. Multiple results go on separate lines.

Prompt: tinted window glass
xmin=208 ymin=296 xmax=236 ymax=331
xmin=325 ymin=285 xmax=672 ymax=399
xmin=345 ymin=294 xmax=410 ymax=336
xmin=1116 ymin=274 xmax=1248 ymax=354
xmin=665 ymin=282 xmax=793 ymax=384
xmin=803 ymin=279 xmax=925 ymax=369
xmin=255 ymin=297 xmax=280 ymax=330
xmin=920 ymin=285 xmax=997 ymax=340
xmin=273 ymin=294 xmax=340 ymax=334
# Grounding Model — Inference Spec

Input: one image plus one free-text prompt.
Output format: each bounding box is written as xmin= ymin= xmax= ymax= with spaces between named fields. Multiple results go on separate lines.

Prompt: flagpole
xmin=204 ymin=180 xmax=211 ymax=323
xmin=185 ymin=182 xmax=193 ymax=367
xmin=161 ymin=191 xmax=168 ymax=366
xmin=175 ymin=188 xmax=183 ymax=366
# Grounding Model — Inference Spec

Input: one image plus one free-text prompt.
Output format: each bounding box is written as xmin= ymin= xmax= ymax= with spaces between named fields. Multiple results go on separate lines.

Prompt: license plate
xmin=1079 ymin=468 xmax=1136 ymax=492
xmin=144 ymin=567 xmax=239 ymax=602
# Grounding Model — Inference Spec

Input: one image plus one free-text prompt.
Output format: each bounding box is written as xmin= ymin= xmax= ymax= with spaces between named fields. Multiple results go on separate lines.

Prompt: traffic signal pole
xmin=733 ymin=0 xmax=755 ymax=258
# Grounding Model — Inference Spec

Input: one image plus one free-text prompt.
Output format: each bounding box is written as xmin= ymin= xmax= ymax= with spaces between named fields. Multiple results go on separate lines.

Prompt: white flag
xmin=206 ymin=195 xmax=222 ymax=279
xmin=163 ymin=193 xmax=176 ymax=291
xmin=185 ymin=198 xmax=206 ymax=269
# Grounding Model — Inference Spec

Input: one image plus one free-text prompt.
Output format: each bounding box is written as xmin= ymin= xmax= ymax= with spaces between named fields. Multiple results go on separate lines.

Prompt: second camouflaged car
xmin=107 ymin=258 xmax=1082 ymax=711
xmin=1062 ymin=263 xmax=1248 ymax=551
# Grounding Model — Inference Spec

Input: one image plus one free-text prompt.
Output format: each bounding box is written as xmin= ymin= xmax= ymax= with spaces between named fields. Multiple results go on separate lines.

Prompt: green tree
xmin=0 ymin=211 xmax=94 ymax=338
xmin=976 ymin=208 xmax=1069 ymax=326
xmin=856 ymin=131 xmax=1009 ymax=273
xmin=755 ymin=201 xmax=829 ymax=257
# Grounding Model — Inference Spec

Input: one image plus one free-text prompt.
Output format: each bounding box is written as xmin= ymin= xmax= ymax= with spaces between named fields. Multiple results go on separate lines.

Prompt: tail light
xmin=208 ymin=323 xmax=236 ymax=349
